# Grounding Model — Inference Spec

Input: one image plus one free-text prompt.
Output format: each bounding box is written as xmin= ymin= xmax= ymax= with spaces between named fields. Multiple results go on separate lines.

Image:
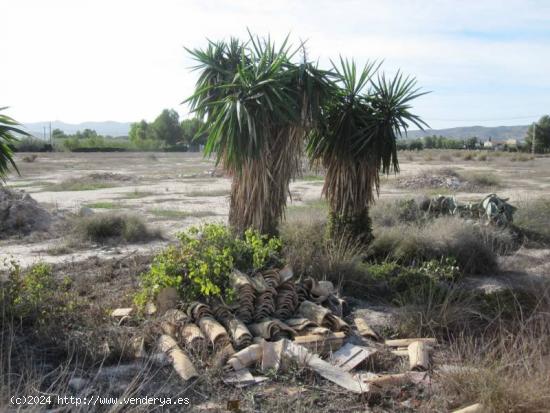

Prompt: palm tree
xmin=185 ymin=34 xmax=331 ymax=235
xmin=0 ymin=107 xmax=28 ymax=182
xmin=307 ymin=59 xmax=427 ymax=244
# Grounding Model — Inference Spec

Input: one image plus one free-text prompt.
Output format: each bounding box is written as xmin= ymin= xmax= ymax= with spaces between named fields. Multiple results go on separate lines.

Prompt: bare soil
xmin=2 ymin=151 xmax=549 ymax=270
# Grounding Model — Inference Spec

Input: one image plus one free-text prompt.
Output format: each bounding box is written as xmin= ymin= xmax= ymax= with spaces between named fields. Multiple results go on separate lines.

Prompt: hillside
xmin=405 ymin=125 xmax=529 ymax=141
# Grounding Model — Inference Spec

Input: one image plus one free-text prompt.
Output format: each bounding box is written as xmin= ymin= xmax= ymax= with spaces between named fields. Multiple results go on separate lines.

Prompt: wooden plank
xmin=111 ymin=308 xmax=133 ymax=317
xmin=452 ymin=403 xmax=485 ymax=413
xmin=330 ymin=343 xmax=377 ymax=372
xmin=284 ymin=340 xmax=368 ymax=393
xmin=385 ymin=338 xmax=437 ymax=347
xmin=408 ymin=341 xmax=430 ymax=371
xmin=223 ymin=368 xmax=255 ymax=387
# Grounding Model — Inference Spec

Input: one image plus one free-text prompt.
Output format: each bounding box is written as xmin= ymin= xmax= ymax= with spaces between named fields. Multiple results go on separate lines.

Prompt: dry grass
xmin=460 ymin=171 xmax=502 ymax=189
xmin=148 ymin=208 xmax=217 ymax=220
xmin=513 ymin=198 xmax=550 ymax=245
xmin=368 ymin=214 xmax=514 ymax=274
xmin=423 ymin=282 xmax=550 ymax=412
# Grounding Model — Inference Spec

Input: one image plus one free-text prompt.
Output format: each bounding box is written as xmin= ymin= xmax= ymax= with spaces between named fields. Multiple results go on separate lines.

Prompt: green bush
xmin=366 ymin=258 xmax=460 ymax=297
xmin=134 ymin=224 xmax=282 ymax=307
xmin=1 ymin=262 xmax=76 ymax=326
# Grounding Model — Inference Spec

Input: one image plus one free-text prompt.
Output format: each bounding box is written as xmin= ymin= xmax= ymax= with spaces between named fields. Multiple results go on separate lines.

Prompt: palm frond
xmin=0 ymin=107 xmax=28 ymax=181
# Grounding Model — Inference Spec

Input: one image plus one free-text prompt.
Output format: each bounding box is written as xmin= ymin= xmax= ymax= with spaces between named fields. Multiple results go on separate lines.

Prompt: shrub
xmin=394 ymin=282 xmax=479 ymax=338
xmin=74 ymin=213 xmax=161 ymax=243
xmin=513 ymin=198 xmax=550 ymax=244
xmin=462 ymin=172 xmax=501 ymax=189
xmin=370 ymin=198 xmax=426 ymax=228
xmin=135 ymin=224 xmax=282 ymax=306
xmin=1 ymin=262 xmax=76 ymax=326
xmin=22 ymin=154 xmax=37 ymax=162
xmin=368 ymin=217 xmax=511 ymax=274
xmin=14 ymin=137 xmax=52 ymax=152
xmin=366 ymin=258 xmax=460 ymax=297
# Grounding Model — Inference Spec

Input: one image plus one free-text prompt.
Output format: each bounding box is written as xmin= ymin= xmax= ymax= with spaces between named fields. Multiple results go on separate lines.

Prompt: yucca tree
xmin=186 ymin=34 xmax=331 ymax=235
xmin=308 ymin=59 xmax=427 ymax=244
xmin=0 ymin=107 xmax=28 ymax=182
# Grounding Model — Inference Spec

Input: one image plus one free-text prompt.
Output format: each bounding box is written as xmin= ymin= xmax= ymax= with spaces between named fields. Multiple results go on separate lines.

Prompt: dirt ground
xmin=2 ymin=150 xmax=550 ymax=412
xmin=2 ymin=150 xmax=550 ymax=270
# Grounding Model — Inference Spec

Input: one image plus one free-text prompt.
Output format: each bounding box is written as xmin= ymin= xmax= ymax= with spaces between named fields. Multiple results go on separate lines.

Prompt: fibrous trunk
xmin=228 ymin=127 xmax=302 ymax=236
xmin=323 ymin=159 xmax=378 ymax=245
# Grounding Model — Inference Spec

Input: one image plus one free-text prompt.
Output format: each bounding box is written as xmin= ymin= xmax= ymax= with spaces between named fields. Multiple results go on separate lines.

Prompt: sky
xmin=2 ymin=0 xmax=550 ymax=129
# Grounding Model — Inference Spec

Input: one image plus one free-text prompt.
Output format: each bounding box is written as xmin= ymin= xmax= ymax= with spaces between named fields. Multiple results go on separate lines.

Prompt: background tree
xmin=308 ymin=59 xmax=426 ymax=244
xmin=525 ymin=115 xmax=550 ymax=153
xmin=129 ymin=120 xmax=153 ymax=143
xmin=51 ymin=128 xmax=66 ymax=139
xmin=465 ymin=136 xmax=478 ymax=149
xmin=152 ymin=109 xmax=182 ymax=146
xmin=0 ymin=107 xmax=29 ymax=181
xmin=186 ymin=35 xmax=331 ymax=235
xmin=181 ymin=118 xmax=207 ymax=147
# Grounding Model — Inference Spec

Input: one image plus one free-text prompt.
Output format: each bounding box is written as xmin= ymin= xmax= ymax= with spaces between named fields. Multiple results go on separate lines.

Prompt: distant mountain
xmin=405 ymin=125 xmax=529 ymax=141
xmin=24 ymin=121 xmax=131 ymax=137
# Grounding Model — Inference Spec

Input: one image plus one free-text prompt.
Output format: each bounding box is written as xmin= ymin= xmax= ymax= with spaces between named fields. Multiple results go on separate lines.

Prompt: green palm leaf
xmin=0 ymin=107 xmax=28 ymax=182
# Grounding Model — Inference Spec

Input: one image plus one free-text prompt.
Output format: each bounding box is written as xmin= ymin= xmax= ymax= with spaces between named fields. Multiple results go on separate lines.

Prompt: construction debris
xmin=408 ymin=340 xmax=431 ymax=371
xmin=197 ymin=316 xmax=230 ymax=348
xmin=226 ymin=344 xmax=263 ymax=371
xmin=111 ymin=308 xmax=133 ymax=318
xmin=330 ymin=343 xmax=377 ymax=372
xmin=157 ymin=335 xmax=198 ymax=381
xmin=248 ymin=318 xmax=296 ymax=340
xmin=452 ymin=403 xmax=485 ymax=413
xmin=354 ymin=317 xmax=380 ymax=341
xmin=112 ymin=265 xmax=440 ymax=400
xmin=385 ymin=338 xmax=437 ymax=347
xmin=293 ymin=332 xmax=346 ymax=354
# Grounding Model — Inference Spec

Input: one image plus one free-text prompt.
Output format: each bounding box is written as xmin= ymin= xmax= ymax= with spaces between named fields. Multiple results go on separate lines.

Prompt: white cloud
xmin=2 ymin=0 xmax=550 ymax=128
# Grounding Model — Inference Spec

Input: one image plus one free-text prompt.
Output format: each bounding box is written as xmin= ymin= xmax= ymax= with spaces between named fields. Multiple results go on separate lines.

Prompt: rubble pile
xmin=396 ymin=171 xmax=464 ymax=190
xmin=0 ymin=187 xmax=52 ymax=237
xmin=111 ymin=266 xmax=441 ymax=398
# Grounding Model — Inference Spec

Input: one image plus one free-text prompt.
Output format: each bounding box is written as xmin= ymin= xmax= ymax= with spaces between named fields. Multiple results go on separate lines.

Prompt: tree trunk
xmin=228 ymin=127 xmax=301 ymax=237
xmin=328 ymin=207 xmax=373 ymax=246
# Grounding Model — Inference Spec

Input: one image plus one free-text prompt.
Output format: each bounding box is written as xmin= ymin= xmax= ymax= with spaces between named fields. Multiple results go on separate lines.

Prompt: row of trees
xmin=129 ymin=109 xmax=206 ymax=149
xmin=186 ymin=34 xmax=426 ymax=243
xmin=397 ymin=135 xmax=480 ymax=151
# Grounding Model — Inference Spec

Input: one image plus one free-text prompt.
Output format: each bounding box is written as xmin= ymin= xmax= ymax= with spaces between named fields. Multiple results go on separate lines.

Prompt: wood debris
xmin=111 ymin=308 xmax=133 ymax=318
xmin=452 ymin=403 xmax=485 ymax=413
xmin=330 ymin=343 xmax=377 ymax=372
xmin=385 ymin=338 xmax=437 ymax=347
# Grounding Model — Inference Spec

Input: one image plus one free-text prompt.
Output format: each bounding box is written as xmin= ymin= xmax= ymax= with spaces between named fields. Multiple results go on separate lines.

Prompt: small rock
xmin=79 ymin=206 xmax=94 ymax=217
xmin=68 ymin=377 xmax=88 ymax=392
